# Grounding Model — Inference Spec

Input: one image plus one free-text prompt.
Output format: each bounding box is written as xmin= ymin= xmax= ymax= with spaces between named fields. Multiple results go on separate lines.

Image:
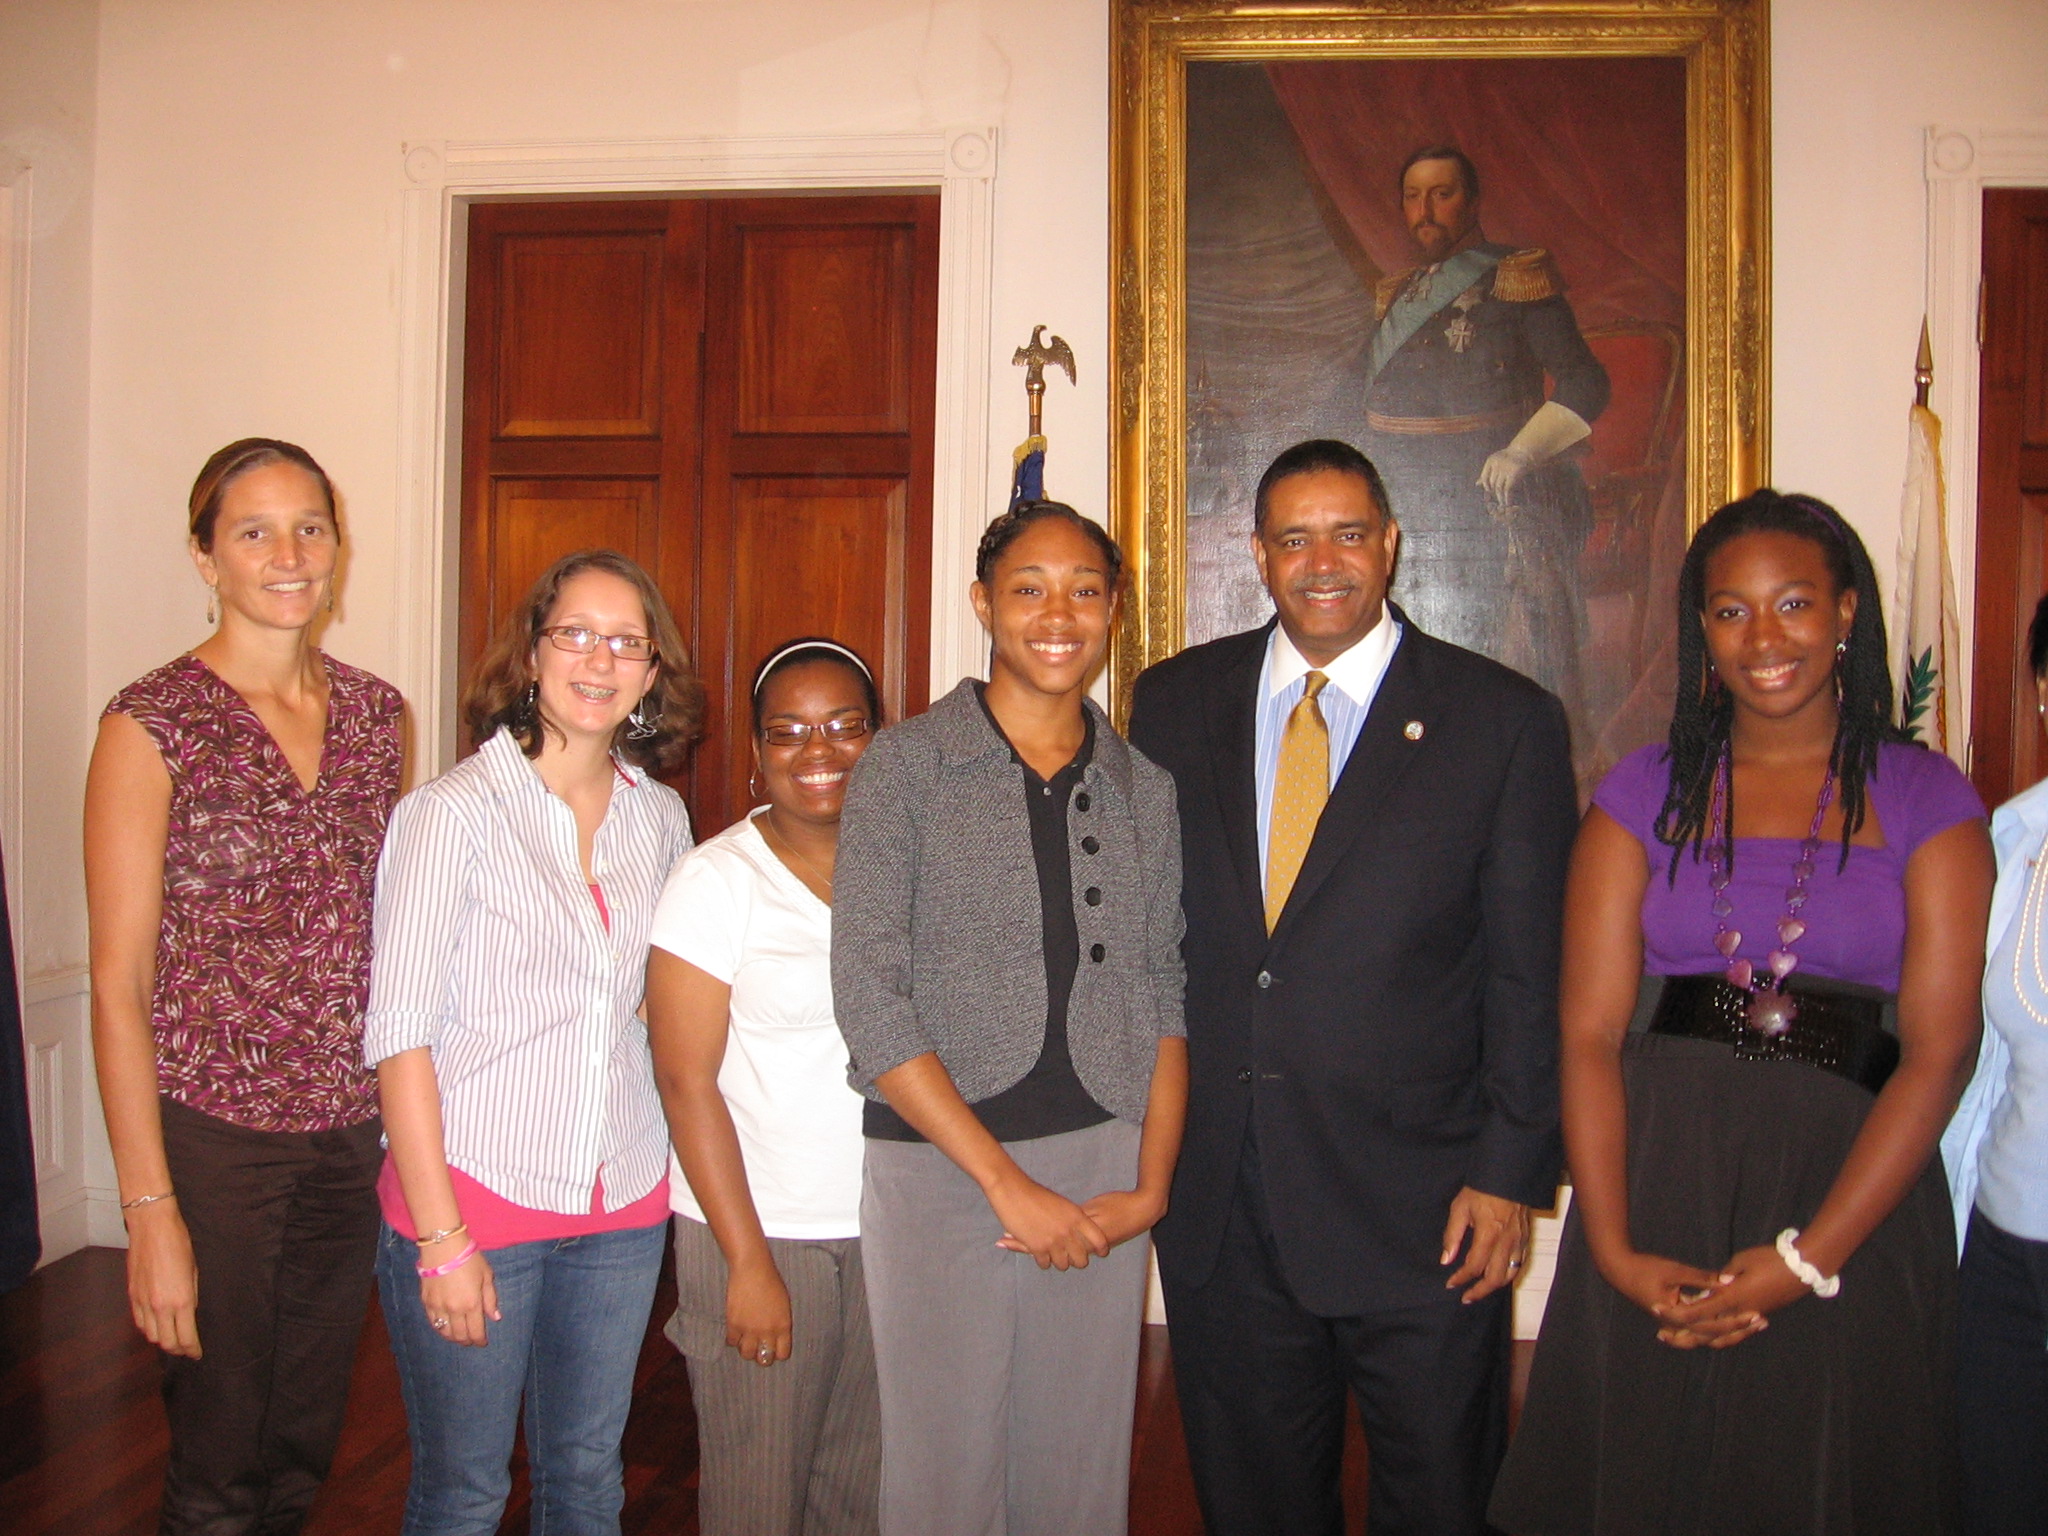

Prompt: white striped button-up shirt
xmin=365 ymin=728 xmax=693 ymax=1215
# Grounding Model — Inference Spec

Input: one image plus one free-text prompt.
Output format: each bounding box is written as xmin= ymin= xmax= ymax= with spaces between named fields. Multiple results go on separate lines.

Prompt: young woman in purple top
xmin=84 ymin=439 xmax=405 ymax=1534
xmin=1491 ymin=491 xmax=1994 ymax=1534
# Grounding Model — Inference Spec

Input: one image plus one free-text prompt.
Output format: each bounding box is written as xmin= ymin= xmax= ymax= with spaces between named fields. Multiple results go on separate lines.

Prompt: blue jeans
xmin=376 ymin=1219 xmax=667 ymax=1536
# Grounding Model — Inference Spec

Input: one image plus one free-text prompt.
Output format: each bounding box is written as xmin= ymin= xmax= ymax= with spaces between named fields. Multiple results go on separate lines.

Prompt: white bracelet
xmin=1775 ymin=1227 xmax=1840 ymax=1298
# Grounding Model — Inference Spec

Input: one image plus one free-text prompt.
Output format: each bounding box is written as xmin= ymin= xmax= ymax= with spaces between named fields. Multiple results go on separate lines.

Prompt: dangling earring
xmin=205 ymin=585 xmax=218 ymax=626
xmin=326 ymin=583 xmax=336 ymax=615
xmin=518 ymin=681 xmax=538 ymax=727
xmin=1835 ymin=640 xmax=1847 ymax=705
xmin=625 ymin=697 xmax=658 ymax=741
xmin=747 ymin=767 xmax=762 ymax=801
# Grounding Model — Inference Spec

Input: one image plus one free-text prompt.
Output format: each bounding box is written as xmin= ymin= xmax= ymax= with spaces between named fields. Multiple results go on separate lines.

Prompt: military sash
xmin=1364 ymin=246 xmax=1503 ymax=387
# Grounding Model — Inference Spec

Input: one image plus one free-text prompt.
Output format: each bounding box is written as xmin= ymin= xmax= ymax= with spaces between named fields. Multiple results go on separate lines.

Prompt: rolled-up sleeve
xmin=363 ymin=787 xmax=474 ymax=1065
xmin=1136 ymin=764 xmax=1188 ymax=1041
xmin=830 ymin=729 xmax=933 ymax=1089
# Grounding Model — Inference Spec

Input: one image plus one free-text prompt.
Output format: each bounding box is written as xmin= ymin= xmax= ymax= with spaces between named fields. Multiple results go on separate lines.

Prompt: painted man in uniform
xmin=1361 ymin=145 xmax=1609 ymax=721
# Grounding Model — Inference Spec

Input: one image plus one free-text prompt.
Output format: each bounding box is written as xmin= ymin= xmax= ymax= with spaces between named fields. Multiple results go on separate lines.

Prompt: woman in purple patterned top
xmin=1493 ymin=491 xmax=1994 ymax=1534
xmin=84 ymin=439 xmax=404 ymax=1536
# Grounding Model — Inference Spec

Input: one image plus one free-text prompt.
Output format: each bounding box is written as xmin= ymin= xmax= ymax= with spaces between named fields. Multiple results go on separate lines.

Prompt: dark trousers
xmin=1959 ymin=1206 xmax=2048 ymax=1536
xmin=1164 ymin=1133 xmax=1509 ymax=1536
xmin=157 ymin=1097 xmax=384 ymax=1536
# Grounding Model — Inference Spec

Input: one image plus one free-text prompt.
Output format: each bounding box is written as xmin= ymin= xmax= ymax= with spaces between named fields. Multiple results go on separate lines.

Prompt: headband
xmin=753 ymin=640 xmax=875 ymax=695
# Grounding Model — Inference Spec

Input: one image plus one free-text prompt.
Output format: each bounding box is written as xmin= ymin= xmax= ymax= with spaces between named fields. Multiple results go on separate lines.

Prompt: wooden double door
xmin=460 ymin=194 xmax=939 ymax=832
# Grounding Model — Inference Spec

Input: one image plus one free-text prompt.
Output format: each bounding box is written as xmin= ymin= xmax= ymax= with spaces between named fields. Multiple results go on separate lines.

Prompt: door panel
xmin=486 ymin=480 xmax=658 ymax=643
xmin=693 ymin=194 xmax=938 ymax=831
xmin=496 ymin=235 xmax=664 ymax=438
xmin=736 ymin=224 xmax=916 ymax=434
xmin=716 ymin=476 xmax=907 ymax=806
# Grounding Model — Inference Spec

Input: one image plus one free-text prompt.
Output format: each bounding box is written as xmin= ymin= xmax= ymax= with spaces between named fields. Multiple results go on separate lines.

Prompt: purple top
xmin=106 ymin=653 xmax=404 ymax=1133
xmin=1596 ymin=741 xmax=1984 ymax=993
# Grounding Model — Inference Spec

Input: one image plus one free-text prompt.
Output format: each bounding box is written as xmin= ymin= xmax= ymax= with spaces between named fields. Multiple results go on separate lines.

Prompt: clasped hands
xmin=987 ymin=1170 xmax=1166 ymax=1271
xmin=1602 ymin=1243 xmax=1812 ymax=1350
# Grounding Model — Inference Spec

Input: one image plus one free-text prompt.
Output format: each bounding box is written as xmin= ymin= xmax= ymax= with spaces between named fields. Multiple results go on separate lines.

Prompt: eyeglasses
xmin=539 ymin=626 xmax=657 ymax=662
xmin=760 ymin=718 xmax=874 ymax=748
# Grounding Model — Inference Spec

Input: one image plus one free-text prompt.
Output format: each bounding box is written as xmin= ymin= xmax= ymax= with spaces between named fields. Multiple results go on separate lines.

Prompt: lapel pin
xmin=1403 ymin=720 xmax=1425 ymax=741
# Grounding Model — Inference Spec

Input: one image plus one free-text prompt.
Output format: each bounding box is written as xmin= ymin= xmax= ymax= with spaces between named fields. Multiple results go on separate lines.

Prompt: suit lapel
xmin=1206 ymin=624 xmax=1269 ymax=934
xmin=1270 ymin=623 xmax=1430 ymax=943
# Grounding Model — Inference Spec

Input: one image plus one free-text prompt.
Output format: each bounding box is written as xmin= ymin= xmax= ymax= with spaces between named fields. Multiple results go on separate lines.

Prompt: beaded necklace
xmin=1705 ymin=750 xmax=1836 ymax=1038
xmin=2009 ymin=839 xmax=2048 ymax=1028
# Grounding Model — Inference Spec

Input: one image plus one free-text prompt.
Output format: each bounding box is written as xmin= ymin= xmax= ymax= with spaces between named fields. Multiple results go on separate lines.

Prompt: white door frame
xmin=393 ymin=128 xmax=1001 ymax=771
xmin=1924 ymin=121 xmax=2048 ymax=765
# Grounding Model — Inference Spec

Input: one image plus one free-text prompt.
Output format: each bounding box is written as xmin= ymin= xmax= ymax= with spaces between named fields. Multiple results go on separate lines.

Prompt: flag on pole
xmin=1008 ymin=432 xmax=1046 ymax=512
xmin=1009 ymin=326 xmax=1074 ymax=512
xmin=1892 ymin=374 xmax=1961 ymax=761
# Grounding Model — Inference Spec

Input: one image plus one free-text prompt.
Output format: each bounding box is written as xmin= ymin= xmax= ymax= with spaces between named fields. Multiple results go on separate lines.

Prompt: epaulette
xmin=1492 ymin=248 xmax=1562 ymax=303
xmin=1373 ymin=269 xmax=1413 ymax=322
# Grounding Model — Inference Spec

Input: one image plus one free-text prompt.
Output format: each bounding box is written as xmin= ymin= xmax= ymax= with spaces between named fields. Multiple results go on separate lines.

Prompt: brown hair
xmin=188 ymin=438 xmax=337 ymax=551
xmin=461 ymin=549 xmax=704 ymax=776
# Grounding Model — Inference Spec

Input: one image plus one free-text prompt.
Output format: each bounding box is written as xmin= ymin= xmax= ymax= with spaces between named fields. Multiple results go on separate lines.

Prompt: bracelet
xmin=416 ymin=1241 xmax=478 ymax=1279
xmin=1775 ymin=1228 xmax=1841 ymax=1298
xmin=120 ymin=1191 xmax=176 ymax=1211
xmin=415 ymin=1222 xmax=469 ymax=1247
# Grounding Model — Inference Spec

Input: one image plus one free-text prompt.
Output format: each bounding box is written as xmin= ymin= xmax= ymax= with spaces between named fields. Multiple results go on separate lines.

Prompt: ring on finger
xmin=431 ymin=1316 xmax=450 ymax=1330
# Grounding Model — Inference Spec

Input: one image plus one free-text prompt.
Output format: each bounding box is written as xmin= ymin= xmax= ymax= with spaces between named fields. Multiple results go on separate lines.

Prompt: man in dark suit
xmin=1127 ymin=438 xmax=1577 ymax=1536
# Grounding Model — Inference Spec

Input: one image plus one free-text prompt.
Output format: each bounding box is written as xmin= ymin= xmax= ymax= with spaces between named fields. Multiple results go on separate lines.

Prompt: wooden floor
xmin=1 ymin=1246 xmax=1529 ymax=1534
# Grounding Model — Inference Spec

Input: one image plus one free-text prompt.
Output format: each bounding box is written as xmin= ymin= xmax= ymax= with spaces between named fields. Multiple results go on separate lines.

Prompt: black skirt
xmin=1489 ymin=1032 xmax=1959 ymax=1536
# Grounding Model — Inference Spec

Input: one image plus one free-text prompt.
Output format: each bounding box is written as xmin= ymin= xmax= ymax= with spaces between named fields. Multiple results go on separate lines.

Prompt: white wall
xmin=1 ymin=0 xmax=100 ymax=1260
xmin=84 ymin=0 xmax=1107 ymax=719
xmin=16 ymin=0 xmax=2048 ymax=1263
xmin=1773 ymin=0 xmax=2048 ymax=593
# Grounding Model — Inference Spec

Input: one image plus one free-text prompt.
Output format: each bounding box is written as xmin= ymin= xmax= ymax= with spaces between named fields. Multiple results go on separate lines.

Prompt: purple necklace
xmin=1705 ymin=751 xmax=1836 ymax=1038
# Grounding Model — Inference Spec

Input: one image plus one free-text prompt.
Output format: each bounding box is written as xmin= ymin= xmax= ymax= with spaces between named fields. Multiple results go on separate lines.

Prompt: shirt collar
xmin=477 ymin=725 xmax=646 ymax=794
xmin=1264 ymin=606 xmax=1402 ymax=704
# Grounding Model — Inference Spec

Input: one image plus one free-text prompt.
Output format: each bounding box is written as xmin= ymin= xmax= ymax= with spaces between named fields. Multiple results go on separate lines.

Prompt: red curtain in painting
xmin=1264 ymin=58 xmax=1685 ymax=331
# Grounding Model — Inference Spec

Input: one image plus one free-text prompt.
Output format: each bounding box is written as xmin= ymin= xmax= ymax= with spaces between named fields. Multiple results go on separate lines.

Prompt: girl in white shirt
xmin=648 ymin=639 xmax=883 ymax=1536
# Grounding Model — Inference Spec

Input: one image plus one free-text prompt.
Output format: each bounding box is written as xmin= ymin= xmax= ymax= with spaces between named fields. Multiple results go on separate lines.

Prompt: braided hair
xmin=975 ymin=499 xmax=1124 ymax=589
xmin=1654 ymin=489 xmax=1907 ymax=881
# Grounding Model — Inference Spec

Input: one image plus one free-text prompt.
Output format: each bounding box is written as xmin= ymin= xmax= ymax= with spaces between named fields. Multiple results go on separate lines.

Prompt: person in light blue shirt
xmin=1944 ymin=592 xmax=2048 ymax=1535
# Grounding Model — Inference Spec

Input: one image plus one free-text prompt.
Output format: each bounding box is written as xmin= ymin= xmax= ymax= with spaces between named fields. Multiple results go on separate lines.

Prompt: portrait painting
xmin=1112 ymin=1 xmax=1770 ymax=794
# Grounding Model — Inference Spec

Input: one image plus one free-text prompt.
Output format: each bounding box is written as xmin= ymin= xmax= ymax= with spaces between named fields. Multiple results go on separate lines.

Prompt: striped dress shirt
xmin=364 ymin=728 xmax=693 ymax=1215
xmin=1253 ymin=611 xmax=1403 ymax=890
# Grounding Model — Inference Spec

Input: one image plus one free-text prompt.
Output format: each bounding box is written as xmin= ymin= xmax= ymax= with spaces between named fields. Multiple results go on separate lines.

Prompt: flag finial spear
xmin=1012 ymin=325 xmax=1076 ymax=440
xmin=1915 ymin=318 xmax=1933 ymax=409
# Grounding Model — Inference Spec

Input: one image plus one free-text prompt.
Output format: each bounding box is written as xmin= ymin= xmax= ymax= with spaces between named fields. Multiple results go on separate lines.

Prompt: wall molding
xmin=0 ymin=162 xmax=28 ymax=919
xmin=1925 ymin=121 xmax=2048 ymax=766
xmin=25 ymin=964 xmax=87 ymax=1007
xmin=393 ymin=128 xmax=1000 ymax=771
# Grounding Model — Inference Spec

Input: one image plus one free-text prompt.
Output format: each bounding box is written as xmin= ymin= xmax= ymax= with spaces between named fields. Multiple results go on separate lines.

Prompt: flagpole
xmin=1894 ymin=317 xmax=1960 ymax=763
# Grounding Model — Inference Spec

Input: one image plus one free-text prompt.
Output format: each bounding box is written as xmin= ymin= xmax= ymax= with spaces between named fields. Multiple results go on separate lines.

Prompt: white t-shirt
xmin=648 ymin=808 xmax=864 ymax=1240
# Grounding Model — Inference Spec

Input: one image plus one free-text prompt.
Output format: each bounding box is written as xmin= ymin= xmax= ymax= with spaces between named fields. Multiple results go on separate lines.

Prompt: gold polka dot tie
xmin=1266 ymin=670 xmax=1329 ymax=934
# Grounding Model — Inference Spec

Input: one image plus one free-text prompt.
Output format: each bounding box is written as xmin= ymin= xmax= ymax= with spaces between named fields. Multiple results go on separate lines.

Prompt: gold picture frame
xmin=1109 ymin=0 xmax=1770 ymax=755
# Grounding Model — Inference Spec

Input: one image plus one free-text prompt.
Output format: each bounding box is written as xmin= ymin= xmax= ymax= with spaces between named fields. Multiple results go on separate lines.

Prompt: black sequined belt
xmin=1628 ymin=973 xmax=1900 ymax=1096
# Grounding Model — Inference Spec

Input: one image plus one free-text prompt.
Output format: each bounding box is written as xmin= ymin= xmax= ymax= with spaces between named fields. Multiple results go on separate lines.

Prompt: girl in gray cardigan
xmin=831 ymin=501 xmax=1188 ymax=1536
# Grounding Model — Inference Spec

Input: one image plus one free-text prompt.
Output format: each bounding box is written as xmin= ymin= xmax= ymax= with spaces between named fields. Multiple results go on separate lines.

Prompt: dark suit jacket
xmin=1127 ymin=608 xmax=1576 ymax=1316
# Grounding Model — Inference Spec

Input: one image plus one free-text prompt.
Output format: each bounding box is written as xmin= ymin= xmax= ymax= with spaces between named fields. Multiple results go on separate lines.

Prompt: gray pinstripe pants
xmin=861 ymin=1119 xmax=1149 ymax=1536
xmin=665 ymin=1215 xmax=881 ymax=1536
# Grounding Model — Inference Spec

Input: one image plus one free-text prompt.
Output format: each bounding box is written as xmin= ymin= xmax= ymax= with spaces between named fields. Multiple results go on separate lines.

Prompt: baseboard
xmin=32 ymin=1181 xmax=88 ymax=1265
